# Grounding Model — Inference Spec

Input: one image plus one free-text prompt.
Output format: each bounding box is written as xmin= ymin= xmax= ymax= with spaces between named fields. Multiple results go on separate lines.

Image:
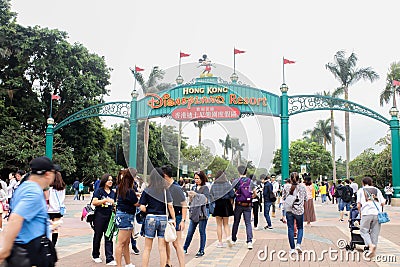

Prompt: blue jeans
xmin=263 ymin=202 xmax=272 ymax=227
xmin=231 ymin=205 xmax=252 ymax=243
xmin=144 ymin=215 xmax=168 ymax=238
xmin=338 ymin=198 xmax=350 ymax=211
xmin=183 ymin=218 xmax=208 ymax=252
xmin=74 ymin=189 xmax=79 ymax=200
xmin=321 ymin=194 xmax=327 ymax=203
xmin=286 ymin=212 xmax=304 ymax=249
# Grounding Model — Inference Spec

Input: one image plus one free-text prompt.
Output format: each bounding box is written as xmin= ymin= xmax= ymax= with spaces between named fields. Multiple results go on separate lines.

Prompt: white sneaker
xmin=247 ymin=242 xmax=253 ymax=250
xmin=125 ymin=264 xmax=135 ymax=267
xmin=289 ymin=249 xmax=296 ymax=254
xmin=92 ymin=258 xmax=102 ymax=263
xmin=106 ymin=260 xmax=117 ymax=265
xmin=216 ymin=242 xmax=225 ymax=248
xmin=296 ymin=244 xmax=302 ymax=253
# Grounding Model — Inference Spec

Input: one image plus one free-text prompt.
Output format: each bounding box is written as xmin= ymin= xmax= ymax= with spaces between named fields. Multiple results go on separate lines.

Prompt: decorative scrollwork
xmin=54 ymin=102 xmax=130 ymax=131
xmin=183 ymin=78 xmax=197 ymax=85
xmin=217 ymin=77 xmax=250 ymax=87
xmin=288 ymin=95 xmax=389 ymax=125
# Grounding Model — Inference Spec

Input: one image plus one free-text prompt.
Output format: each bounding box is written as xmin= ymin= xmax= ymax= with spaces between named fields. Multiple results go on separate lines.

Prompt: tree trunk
xmin=344 ymin=87 xmax=350 ymax=180
xmin=198 ymin=126 xmax=202 ymax=145
xmin=143 ymin=118 xmax=150 ymax=183
xmin=331 ymin=110 xmax=337 ymax=183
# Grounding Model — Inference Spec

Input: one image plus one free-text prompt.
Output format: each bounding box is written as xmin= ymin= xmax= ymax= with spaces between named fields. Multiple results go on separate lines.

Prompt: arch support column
xmin=129 ymin=91 xmax=139 ymax=168
xmin=280 ymin=84 xmax=289 ymax=184
xmin=45 ymin=118 xmax=55 ymax=159
xmin=389 ymin=108 xmax=400 ymax=200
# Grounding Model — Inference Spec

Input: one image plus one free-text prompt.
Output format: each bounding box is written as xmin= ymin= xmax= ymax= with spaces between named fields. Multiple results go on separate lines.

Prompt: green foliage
xmin=181 ymin=145 xmax=214 ymax=173
xmin=0 ymin=125 xmax=76 ymax=174
xmin=349 ymin=135 xmax=392 ymax=188
xmin=272 ymin=140 xmax=332 ymax=180
xmin=207 ymin=156 xmax=229 ymax=177
xmin=303 ymin=119 xmax=344 ymax=148
xmin=380 ymin=61 xmax=400 ymax=106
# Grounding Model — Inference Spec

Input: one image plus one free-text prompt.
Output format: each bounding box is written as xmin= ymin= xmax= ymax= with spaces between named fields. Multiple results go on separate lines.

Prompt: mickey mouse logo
xmin=198 ymin=54 xmax=215 ymax=77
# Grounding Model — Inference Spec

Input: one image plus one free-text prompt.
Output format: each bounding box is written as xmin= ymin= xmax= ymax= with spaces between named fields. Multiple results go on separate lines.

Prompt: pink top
xmin=306 ymin=185 xmax=313 ymax=199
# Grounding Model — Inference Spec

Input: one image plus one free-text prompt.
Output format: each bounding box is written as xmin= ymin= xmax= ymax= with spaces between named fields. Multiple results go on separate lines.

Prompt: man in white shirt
xmin=349 ymin=177 xmax=358 ymax=194
xmin=356 ymin=177 xmax=385 ymax=257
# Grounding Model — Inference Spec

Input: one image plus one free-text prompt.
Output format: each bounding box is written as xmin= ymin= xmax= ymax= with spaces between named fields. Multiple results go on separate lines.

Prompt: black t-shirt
xmin=93 ymin=188 xmax=116 ymax=216
xmin=139 ymin=188 xmax=172 ymax=215
xmin=169 ymin=181 xmax=186 ymax=216
xmin=117 ymin=189 xmax=138 ymax=214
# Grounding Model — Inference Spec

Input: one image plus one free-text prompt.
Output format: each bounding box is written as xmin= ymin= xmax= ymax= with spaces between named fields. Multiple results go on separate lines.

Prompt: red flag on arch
xmin=392 ymin=80 xmax=400 ymax=86
xmin=234 ymin=48 xmax=245 ymax=54
xmin=283 ymin=58 xmax=295 ymax=64
xmin=180 ymin=52 xmax=190 ymax=58
xmin=51 ymin=94 xmax=61 ymax=100
xmin=135 ymin=66 xmax=144 ymax=72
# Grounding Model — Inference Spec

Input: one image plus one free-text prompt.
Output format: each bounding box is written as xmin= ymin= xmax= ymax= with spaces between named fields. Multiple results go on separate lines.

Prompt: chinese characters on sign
xmin=172 ymin=106 xmax=240 ymax=121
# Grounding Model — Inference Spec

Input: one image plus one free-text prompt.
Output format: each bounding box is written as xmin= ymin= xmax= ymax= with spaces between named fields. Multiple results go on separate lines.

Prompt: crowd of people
xmin=0 ymin=158 xmax=394 ymax=266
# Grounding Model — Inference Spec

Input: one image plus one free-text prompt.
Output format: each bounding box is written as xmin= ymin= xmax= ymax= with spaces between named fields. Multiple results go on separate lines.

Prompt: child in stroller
xmin=346 ymin=202 xmax=368 ymax=251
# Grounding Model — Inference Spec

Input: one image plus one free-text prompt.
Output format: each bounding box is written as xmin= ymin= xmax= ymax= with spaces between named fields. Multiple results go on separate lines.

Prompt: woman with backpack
xmin=282 ymin=172 xmax=308 ymax=254
xmin=183 ymin=171 xmax=210 ymax=257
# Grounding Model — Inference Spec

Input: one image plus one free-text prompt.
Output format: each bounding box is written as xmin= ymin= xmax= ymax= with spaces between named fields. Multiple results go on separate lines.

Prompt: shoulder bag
xmin=164 ymin=189 xmax=177 ymax=243
xmin=55 ymin=190 xmax=66 ymax=216
xmin=363 ymin=188 xmax=390 ymax=224
xmin=7 ymin=218 xmax=58 ymax=267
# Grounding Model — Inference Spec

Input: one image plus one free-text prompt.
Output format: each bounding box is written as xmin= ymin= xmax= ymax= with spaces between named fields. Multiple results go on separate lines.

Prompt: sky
xmin=10 ymin=0 xmax=400 ymax=171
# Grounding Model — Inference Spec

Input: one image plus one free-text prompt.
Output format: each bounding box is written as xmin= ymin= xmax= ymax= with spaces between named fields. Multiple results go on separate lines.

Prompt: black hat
xmin=29 ymin=156 xmax=55 ymax=175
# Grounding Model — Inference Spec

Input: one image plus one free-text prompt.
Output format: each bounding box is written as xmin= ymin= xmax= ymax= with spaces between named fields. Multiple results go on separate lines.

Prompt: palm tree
xmin=231 ymin=137 xmax=245 ymax=166
xmin=326 ymin=50 xmax=379 ymax=179
xmin=219 ymin=134 xmax=231 ymax=159
xmin=132 ymin=66 xmax=172 ymax=180
xmin=380 ymin=62 xmax=400 ymax=108
xmin=194 ymin=120 xmax=214 ymax=145
xmin=302 ymin=119 xmax=344 ymax=149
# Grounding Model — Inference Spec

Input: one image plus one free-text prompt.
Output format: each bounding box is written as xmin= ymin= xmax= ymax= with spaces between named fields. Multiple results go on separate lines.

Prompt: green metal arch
xmin=54 ymin=101 xmax=130 ymax=131
xmin=288 ymin=95 xmax=390 ymax=125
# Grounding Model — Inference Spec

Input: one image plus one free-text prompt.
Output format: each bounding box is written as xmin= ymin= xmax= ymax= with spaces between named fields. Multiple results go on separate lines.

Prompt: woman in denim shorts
xmin=115 ymin=169 xmax=139 ymax=267
xmin=139 ymin=168 xmax=176 ymax=267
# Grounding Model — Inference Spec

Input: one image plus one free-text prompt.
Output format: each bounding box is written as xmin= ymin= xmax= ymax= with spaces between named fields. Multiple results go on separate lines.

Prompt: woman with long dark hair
xmin=139 ymin=168 xmax=175 ymax=267
xmin=282 ymin=172 xmax=307 ymax=254
xmin=303 ymin=176 xmax=316 ymax=226
xmin=183 ymin=170 xmax=210 ymax=257
xmin=92 ymin=174 xmax=116 ymax=265
xmin=210 ymin=171 xmax=234 ymax=248
xmin=115 ymin=168 xmax=139 ymax=267
xmin=47 ymin=168 xmax=66 ymax=245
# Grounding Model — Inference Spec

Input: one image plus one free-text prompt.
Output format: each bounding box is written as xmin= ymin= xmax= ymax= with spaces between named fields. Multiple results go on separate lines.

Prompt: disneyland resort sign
xmin=146 ymin=86 xmax=268 ymax=121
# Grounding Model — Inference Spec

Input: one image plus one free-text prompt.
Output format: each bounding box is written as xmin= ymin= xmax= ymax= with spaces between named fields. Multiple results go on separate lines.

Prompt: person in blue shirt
xmin=73 ymin=178 xmax=80 ymax=200
xmin=0 ymin=156 xmax=56 ymax=266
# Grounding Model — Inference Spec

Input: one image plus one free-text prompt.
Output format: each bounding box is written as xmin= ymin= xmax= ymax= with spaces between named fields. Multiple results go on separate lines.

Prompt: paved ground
xmin=2 ymin=195 xmax=400 ymax=266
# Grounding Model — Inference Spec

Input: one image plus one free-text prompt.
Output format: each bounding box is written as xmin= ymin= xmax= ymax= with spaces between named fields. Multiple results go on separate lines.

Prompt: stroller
xmin=345 ymin=202 xmax=368 ymax=251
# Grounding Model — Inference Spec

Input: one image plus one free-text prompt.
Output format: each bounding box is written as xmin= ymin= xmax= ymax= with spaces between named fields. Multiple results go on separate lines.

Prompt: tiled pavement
xmin=2 ymin=195 xmax=400 ymax=266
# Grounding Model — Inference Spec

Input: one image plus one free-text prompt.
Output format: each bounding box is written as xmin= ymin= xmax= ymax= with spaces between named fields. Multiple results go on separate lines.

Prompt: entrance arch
xmin=44 ymin=77 xmax=400 ymax=198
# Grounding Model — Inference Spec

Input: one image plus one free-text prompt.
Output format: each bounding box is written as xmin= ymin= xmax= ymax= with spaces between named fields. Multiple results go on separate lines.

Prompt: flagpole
xmin=50 ymin=95 xmax=53 ymax=118
xmin=134 ymin=65 xmax=137 ymax=92
xmin=179 ymin=51 xmax=182 ymax=76
xmin=394 ymin=85 xmax=397 ymax=108
xmin=282 ymin=57 xmax=285 ymax=84
xmin=233 ymin=47 xmax=236 ymax=73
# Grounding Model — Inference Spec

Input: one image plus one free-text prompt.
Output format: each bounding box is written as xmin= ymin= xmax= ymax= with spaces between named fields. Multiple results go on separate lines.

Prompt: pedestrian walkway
xmin=2 ymin=195 xmax=399 ymax=266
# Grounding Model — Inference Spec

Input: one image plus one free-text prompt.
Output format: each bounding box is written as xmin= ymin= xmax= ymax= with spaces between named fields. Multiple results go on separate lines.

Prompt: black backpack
xmin=342 ymin=185 xmax=353 ymax=202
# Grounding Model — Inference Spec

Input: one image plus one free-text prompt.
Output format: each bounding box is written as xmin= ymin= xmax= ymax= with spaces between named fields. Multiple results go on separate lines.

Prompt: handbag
xmin=7 ymin=218 xmax=58 ymax=267
xmin=81 ymin=196 xmax=95 ymax=229
xmin=55 ymin=190 xmax=66 ymax=216
xmin=135 ymin=210 xmax=147 ymax=224
xmin=364 ymin=188 xmax=390 ymax=224
xmin=164 ymin=189 xmax=177 ymax=243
